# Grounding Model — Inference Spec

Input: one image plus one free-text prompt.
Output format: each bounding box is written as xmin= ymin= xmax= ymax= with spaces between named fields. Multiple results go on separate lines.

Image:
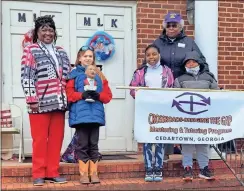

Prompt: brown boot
xmin=89 ymin=160 xmax=100 ymax=184
xmin=78 ymin=160 xmax=90 ymax=184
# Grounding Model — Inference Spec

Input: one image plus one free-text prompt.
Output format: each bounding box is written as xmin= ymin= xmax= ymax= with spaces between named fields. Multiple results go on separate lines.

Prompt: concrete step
xmin=1 ymin=155 xmax=242 ymax=183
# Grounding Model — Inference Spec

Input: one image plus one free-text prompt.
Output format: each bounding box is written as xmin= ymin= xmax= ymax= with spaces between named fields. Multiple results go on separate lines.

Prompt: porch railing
xmin=212 ymin=138 xmax=244 ymax=186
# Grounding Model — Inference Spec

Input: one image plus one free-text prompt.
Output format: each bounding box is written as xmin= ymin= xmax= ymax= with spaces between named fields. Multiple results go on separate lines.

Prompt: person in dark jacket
xmin=174 ymin=51 xmax=218 ymax=181
xmin=153 ymin=12 xmax=210 ymax=158
xmin=153 ymin=12 xmax=209 ymax=79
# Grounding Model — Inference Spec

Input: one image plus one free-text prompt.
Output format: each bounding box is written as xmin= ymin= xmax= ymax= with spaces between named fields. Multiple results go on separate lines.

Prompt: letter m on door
xmin=18 ymin=13 xmax=26 ymax=22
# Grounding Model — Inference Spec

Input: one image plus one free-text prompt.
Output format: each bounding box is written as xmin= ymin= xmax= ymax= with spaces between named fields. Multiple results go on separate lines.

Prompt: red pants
xmin=29 ymin=111 xmax=65 ymax=179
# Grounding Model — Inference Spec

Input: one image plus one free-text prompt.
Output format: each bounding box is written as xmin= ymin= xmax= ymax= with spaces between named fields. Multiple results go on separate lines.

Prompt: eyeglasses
xmin=79 ymin=46 xmax=94 ymax=52
xmin=166 ymin=23 xmax=178 ymax=28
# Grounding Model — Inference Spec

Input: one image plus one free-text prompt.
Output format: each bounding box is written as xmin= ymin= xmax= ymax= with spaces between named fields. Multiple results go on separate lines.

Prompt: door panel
xmin=2 ymin=2 xmax=134 ymax=154
xmin=70 ymin=5 xmax=133 ymax=151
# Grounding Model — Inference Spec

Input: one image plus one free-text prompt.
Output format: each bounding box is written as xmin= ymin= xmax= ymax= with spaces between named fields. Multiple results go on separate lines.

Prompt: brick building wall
xmin=136 ymin=0 xmax=244 ymax=153
xmin=218 ymin=1 xmax=244 ymax=90
xmin=218 ymin=0 xmax=244 ymax=151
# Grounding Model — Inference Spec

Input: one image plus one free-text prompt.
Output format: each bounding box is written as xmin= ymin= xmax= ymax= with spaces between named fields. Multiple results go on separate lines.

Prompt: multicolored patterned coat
xmin=129 ymin=64 xmax=174 ymax=98
xmin=21 ymin=42 xmax=71 ymax=113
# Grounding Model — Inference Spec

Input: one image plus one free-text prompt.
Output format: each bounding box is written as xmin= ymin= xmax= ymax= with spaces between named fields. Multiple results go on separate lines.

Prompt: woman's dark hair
xmin=145 ymin=44 xmax=160 ymax=54
xmin=33 ymin=15 xmax=57 ymax=43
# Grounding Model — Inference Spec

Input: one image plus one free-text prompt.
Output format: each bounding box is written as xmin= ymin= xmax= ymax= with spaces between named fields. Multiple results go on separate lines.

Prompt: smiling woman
xmin=20 ymin=15 xmax=71 ymax=186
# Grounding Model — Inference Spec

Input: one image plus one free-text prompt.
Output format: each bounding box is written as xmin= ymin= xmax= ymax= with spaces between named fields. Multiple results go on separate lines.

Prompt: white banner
xmin=134 ymin=89 xmax=244 ymax=144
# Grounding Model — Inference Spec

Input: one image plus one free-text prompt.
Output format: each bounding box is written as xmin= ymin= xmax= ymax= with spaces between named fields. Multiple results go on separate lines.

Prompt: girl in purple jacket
xmin=129 ymin=44 xmax=174 ymax=182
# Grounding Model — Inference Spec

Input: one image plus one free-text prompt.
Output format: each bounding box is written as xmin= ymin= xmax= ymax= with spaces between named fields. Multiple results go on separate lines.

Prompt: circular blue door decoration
xmin=86 ymin=31 xmax=115 ymax=61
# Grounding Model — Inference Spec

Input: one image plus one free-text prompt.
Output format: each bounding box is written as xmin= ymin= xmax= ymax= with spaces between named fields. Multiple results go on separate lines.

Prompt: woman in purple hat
xmin=152 ymin=12 xmax=209 ymax=161
xmin=153 ymin=12 xmax=209 ymax=79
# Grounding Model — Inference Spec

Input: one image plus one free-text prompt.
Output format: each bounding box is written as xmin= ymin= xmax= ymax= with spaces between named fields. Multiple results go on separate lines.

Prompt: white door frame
xmin=1 ymin=0 xmax=138 ymax=152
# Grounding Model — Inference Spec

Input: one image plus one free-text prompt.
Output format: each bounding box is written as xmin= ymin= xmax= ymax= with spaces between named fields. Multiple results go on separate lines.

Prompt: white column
xmin=195 ymin=1 xmax=220 ymax=160
xmin=194 ymin=0 xmax=218 ymax=79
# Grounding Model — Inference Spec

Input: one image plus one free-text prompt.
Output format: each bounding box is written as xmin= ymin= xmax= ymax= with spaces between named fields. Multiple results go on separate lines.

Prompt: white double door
xmin=2 ymin=1 xmax=134 ymax=155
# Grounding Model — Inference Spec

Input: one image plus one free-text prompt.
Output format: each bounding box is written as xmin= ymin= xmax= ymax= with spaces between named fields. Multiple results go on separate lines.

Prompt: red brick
xmin=225 ymin=85 xmax=237 ymax=89
xmin=219 ymin=22 xmax=231 ymax=27
xmin=238 ymin=57 xmax=244 ymax=61
xmin=218 ymin=80 xmax=230 ymax=84
xmin=230 ymin=79 xmax=243 ymax=84
xmin=149 ymin=3 xmax=162 ymax=9
xmin=225 ymin=75 xmax=237 ymax=80
xmin=225 ymin=57 xmax=237 ymax=61
xmin=225 ymin=28 xmax=238 ymax=32
xmin=141 ymin=19 xmax=154 ymax=24
xmin=226 ymin=17 xmax=238 ymax=22
xmin=219 ymin=2 xmax=232 ymax=7
xmin=154 ymin=9 xmax=168 ymax=14
xmin=148 ymin=24 xmax=161 ymax=29
xmin=232 ymin=13 xmax=244 ymax=18
xmin=240 ymin=8 xmax=244 ymax=13
xmin=227 ymin=8 xmax=239 ymax=13
xmin=218 ymin=27 xmax=225 ymax=32
xmin=238 ymin=47 xmax=244 ymax=51
xmin=147 ymin=14 xmax=161 ymax=19
xmin=231 ymin=52 xmax=243 ymax=56
xmin=232 ymin=23 xmax=243 ymax=28
xmin=137 ymin=2 xmax=149 ymax=8
xmin=137 ymin=34 xmax=147 ymax=38
xmin=140 ymin=8 xmax=153 ymax=13
xmin=137 ymin=13 xmax=148 ymax=19
xmin=225 ymin=66 xmax=237 ymax=70
xmin=232 ymin=33 xmax=243 ymax=37
xmin=154 ymin=19 xmax=163 ymax=24
xmin=161 ymin=5 xmax=175 ymax=9
xmin=232 ymin=61 xmax=243 ymax=66
xmin=232 ymin=3 xmax=243 ymax=8
xmin=219 ymin=32 xmax=230 ymax=37
xmin=219 ymin=7 xmax=227 ymax=12
xmin=218 ymin=51 xmax=230 ymax=56
xmin=218 ymin=71 xmax=230 ymax=75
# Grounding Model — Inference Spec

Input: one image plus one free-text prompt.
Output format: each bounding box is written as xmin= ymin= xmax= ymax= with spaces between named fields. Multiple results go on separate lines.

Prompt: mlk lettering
xmin=84 ymin=17 xmax=91 ymax=26
xmin=18 ymin=13 xmax=26 ymax=22
xmin=111 ymin=19 xmax=117 ymax=28
xmin=97 ymin=18 xmax=103 ymax=26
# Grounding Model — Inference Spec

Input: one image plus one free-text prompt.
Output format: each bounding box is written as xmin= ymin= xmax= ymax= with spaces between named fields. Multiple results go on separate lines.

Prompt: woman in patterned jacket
xmin=129 ymin=44 xmax=174 ymax=182
xmin=21 ymin=16 xmax=70 ymax=186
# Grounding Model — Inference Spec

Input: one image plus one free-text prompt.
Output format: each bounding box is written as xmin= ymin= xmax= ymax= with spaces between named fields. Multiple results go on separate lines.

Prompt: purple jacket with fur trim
xmin=129 ymin=64 xmax=174 ymax=98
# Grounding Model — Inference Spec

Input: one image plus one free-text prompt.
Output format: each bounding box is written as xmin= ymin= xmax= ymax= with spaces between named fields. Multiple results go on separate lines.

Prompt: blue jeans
xmin=143 ymin=143 xmax=165 ymax=169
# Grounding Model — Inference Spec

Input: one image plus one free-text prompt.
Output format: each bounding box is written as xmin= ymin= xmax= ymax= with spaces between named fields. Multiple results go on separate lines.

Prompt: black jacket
xmin=153 ymin=30 xmax=209 ymax=79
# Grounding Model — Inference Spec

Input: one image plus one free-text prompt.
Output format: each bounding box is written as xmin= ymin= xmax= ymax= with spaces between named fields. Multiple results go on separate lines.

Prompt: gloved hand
xmin=89 ymin=91 xmax=100 ymax=101
xmin=82 ymin=90 xmax=94 ymax=100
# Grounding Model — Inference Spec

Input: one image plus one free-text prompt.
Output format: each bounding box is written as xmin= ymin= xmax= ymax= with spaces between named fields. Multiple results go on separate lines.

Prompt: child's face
xmin=79 ymin=50 xmax=94 ymax=67
xmin=185 ymin=60 xmax=199 ymax=68
xmin=145 ymin=47 xmax=160 ymax=66
xmin=85 ymin=65 xmax=96 ymax=78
